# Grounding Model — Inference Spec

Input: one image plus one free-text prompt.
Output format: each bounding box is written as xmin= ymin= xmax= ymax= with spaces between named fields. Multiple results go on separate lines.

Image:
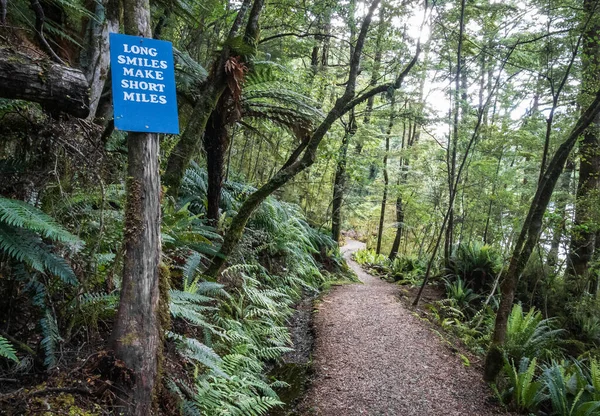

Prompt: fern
xmin=0 ymin=197 xmax=83 ymax=247
xmin=503 ymin=303 xmax=564 ymax=364
xmin=40 ymin=309 xmax=62 ymax=369
xmin=542 ymin=360 xmax=600 ymax=416
xmin=0 ymin=335 xmax=18 ymax=362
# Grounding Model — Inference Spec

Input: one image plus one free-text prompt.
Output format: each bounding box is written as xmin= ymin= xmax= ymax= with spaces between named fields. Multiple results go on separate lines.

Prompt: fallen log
xmin=0 ymin=48 xmax=89 ymax=118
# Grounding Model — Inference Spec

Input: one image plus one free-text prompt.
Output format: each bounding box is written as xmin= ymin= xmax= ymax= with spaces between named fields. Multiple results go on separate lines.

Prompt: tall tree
xmin=565 ymin=0 xmax=600 ymax=296
xmin=206 ymin=0 xmax=424 ymax=277
xmin=444 ymin=0 xmax=467 ymax=264
xmin=331 ymin=111 xmax=356 ymax=242
xmin=484 ymin=88 xmax=600 ymax=381
xmin=376 ymin=94 xmax=396 ymax=254
xmin=163 ymin=0 xmax=258 ymax=197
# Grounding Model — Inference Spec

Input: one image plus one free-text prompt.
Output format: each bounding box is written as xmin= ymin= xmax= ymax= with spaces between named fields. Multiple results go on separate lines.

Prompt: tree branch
xmin=0 ymin=48 xmax=89 ymax=118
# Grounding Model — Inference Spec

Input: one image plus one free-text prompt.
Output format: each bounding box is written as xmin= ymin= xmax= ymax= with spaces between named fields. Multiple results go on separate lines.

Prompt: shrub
xmin=498 ymin=357 xmax=547 ymax=413
xmin=542 ymin=360 xmax=600 ymax=416
xmin=444 ymin=277 xmax=481 ymax=316
xmin=503 ymin=304 xmax=564 ymax=367
xmin=446 ymin=242 xmax=502 ymax=293
xmin=389 ymin=255 xmax=426 ymax=284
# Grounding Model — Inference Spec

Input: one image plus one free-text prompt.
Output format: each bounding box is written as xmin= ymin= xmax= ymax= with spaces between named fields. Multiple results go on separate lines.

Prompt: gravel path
xmin=298 ymin=240 xmax=505 ymax=416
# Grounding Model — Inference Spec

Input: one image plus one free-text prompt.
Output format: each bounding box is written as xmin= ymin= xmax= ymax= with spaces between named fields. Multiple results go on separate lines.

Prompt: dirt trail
xmin=298 ymin=240 xmax=503 ymax=416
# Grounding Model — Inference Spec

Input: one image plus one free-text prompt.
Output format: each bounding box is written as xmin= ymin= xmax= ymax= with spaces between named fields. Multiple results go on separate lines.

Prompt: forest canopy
xmin=0 ymin=0 xmax=600 ymax=414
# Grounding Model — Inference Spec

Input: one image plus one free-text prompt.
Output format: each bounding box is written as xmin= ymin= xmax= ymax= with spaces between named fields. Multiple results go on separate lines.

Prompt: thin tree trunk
xmin=205 ymin=104 xmax=230 ymax=222
xmin=376 ymin=95 xmax=396 ymax=254
xmin=206 ymin=0 xmax=423 ymax=277
xmin=483 ymin=149 xmax=504 ymax=245
xmin=547 ymin=158 xmax=574 ymax=266
xmin=81 ymin=0 xmax=119 ymax=119
xmin=332 ymin=112 xmax=356 ymax=242
xmin=389 ymin=120 xmax=408 ymax=260
xmin=444 ymin=0 xmax=467 ymax=264
xmin=109 ymin=0 xmax=162 ymax=412
xmin=484 ymin=87 xmax=600 ymax=382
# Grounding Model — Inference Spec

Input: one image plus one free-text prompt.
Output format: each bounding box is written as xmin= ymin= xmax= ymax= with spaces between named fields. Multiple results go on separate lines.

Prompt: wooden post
xmin=109 ymin=0 xmax=162 ymax=413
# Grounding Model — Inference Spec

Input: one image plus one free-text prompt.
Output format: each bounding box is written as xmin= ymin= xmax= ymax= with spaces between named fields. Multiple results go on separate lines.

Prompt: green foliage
xmin=353 ymin=249 xmax=388 ymax=267
xmin=446 ymin=242 xmax=502 ymax=293
xmin=389 ymin=255 xmax=426 ymax=284
xmin=0 ymin=196 xmax=82 ymax=286
xmin=444 ymin=277 xmax=481 ymax=316
xmin=163 ymin=170 xmax=344 ymax=415
xmin=0 ymin=197 xmax=83 ymax=246
xmin=499 ymin=357 xmax=547 ymax=413
xmin=0 ymin=335 xmax=18 ymax=362
xmin=566 ymin=296 xmax=600 ymax=348
xmin=40 ymin=309 xmax=62 ymax=369
xmin=542 ymin=360 xmax=600 ymax=416
xmin=503 ymin=304 xmax=564 ymax=365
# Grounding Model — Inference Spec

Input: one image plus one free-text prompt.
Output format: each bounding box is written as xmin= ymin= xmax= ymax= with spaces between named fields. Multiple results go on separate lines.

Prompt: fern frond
xmin=0 ymin=335 xmax=18 ymax=362
xmin=40 ymin=309 xmax=62 ymax=369
xmin=0 ymin=197 xmax=83 ymax=247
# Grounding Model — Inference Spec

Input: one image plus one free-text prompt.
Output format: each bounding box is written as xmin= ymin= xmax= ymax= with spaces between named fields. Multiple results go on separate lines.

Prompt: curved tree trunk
xmin=205 ymin=0 xmax=422 ymax=277
xmin=162 ymin=0 xmax=255 ymax=197
xmin=484 ymin=87 xmax=600 ymax=382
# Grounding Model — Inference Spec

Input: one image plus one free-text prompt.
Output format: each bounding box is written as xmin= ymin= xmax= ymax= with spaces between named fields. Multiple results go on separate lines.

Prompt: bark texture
xmin=0 ymin=48 xmax=89 ymax=118
xmin=81 ymin=0 xmax=120 ymax=119
xmin=376 ymin=96 xmax=395 ymax=254
xmin=484 ymin=87 xmax=600 ymax=382
xmin=111 ymin=133 xmax=162 ymax=415
xmin=109 ymin=0 xmax=162 ymax=412
xmin=331 ymin=113 xmax=356 ymax=242
xmin=566 ymin=0 xmax=600 ymax=295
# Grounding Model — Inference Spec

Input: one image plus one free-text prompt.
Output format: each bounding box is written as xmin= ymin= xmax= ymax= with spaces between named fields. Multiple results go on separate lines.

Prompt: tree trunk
xmin=205 ymin=0 xmax=419 ymax=277
xmin=566 ymin=0 xmax=600 ymax=295
xmin=356 ymin=5 xmax=385 ymax=155
xmin=547 ymin=159 xmax=574 ymax=266
xmin=0 ymin=48 xmax=89 ymax=118
xmin=331 ymin=112 xmax=356 ymax=242
xmin=331 ymin=0 xmax=358 ymax=243
xmin=204 ymin=99 xmax=231 ymax=222
xmin=109 ymin=0 xmax=162 ymax=413
xmin=484 ymin=87 xmax=600 ymax=382
xmin=162 ymin=0 xmax=255 ymax=197
xmin=389 ymin=192 xmax=404 ymax=260
xmin=376 ymin=95 xmax=395 ymax=254
xmin=80 ymin=0 xmax=119 ymax=119
xmin=445 ymin=0 xmax=467 ymax=265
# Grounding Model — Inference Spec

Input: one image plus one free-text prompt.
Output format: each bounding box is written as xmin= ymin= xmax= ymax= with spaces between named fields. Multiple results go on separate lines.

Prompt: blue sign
xmin=110 ymin=33 xmax=179 ymax=134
